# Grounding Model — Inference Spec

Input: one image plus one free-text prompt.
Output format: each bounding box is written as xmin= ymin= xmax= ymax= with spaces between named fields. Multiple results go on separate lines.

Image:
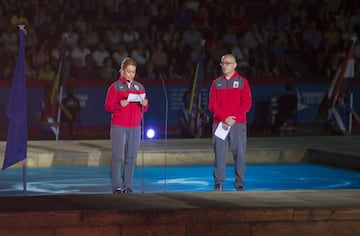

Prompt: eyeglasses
xmin=219 ymin=61 xmax=235 ymax=66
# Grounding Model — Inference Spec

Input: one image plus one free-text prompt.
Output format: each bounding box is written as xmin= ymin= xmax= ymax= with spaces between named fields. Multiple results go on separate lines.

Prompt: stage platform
xmin=0 ymin=136 xmax=360 ymax=235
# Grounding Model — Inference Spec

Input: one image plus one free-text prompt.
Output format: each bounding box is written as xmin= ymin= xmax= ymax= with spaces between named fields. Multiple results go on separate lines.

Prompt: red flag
xmin=317 ymin=39 xmax=356 ymax=120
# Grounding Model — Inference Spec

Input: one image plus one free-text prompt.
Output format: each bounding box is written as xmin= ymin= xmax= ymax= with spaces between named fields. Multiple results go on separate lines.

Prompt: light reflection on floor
xmin=0 ymin=163 xmax=359 ymax=196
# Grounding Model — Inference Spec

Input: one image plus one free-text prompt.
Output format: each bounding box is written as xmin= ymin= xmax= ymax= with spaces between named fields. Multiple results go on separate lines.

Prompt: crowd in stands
xmin=0 ymin=0 xmax=360 ymax=82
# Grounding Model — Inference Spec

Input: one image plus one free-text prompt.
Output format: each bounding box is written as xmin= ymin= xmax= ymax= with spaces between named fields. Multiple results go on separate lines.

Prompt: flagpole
xmin=349 ymin=93 xmax=353 ymax=134
xmin=55 ymin=85 xmax=64 ymax=141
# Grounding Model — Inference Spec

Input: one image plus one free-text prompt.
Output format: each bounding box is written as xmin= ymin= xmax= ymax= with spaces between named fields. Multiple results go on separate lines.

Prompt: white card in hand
xmin=215 ymin=122 xmax=231 ymax=140
xmin=127 ymin=93 xmax=145 ymax=102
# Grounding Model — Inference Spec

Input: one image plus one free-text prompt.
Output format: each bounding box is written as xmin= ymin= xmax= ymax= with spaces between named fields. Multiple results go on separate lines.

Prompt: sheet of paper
xmin=214 ymin=122 xmax=231 ymax=140
xmin=127 ymin=93 xmax=145 ymax=102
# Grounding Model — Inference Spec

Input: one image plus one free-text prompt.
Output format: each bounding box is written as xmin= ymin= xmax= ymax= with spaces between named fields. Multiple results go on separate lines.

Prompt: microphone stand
xmin=136 ymin=88 xmax=145 ymax=194
xmin=133 ymin=84 xmax=145 ymax=193
xmin=160 ymin=75 xmax=168 ymax=192
xmin=141 ymin=102 xmax=145 ymax=193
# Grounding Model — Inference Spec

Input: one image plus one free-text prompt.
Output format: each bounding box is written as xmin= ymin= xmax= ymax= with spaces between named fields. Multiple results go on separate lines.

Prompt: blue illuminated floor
xmin=0 ymin=163 xmax=359 ymax=196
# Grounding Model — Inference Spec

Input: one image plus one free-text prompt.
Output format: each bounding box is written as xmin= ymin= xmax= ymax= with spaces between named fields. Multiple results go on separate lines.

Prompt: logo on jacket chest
xmin=233 ymin=81 xmax=239 ymax=88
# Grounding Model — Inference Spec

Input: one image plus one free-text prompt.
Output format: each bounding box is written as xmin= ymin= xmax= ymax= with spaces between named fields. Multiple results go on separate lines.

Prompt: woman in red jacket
xmin=104 ymin=57 xmax=149 ymax=194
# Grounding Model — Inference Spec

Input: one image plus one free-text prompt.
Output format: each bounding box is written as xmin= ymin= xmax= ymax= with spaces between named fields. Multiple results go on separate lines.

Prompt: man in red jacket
xmin=208 ymin=54 xmax=252 ymax=191
xmin=104 ymin=57 xmax=149 ymax=194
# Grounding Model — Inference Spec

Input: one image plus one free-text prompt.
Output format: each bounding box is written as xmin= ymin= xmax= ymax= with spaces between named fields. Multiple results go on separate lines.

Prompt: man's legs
xmin=229 ymin=123 xmax=247 ymax=190
xmin=213 ymin=124 xmax=229 ymax=190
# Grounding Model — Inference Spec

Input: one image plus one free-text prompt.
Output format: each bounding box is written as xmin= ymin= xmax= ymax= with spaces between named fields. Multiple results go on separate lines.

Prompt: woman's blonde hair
xmin=120 ymin=57 xmax=137 ymax=71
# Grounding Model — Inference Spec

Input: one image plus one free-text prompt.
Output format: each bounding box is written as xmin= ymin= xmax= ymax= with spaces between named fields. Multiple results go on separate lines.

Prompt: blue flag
xmin=2 ymin=25 xmax=27 ymax=170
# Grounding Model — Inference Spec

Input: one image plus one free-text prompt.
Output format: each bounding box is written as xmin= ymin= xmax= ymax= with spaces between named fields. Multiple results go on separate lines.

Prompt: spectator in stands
xmin=73 ymin=13 xmax=87 ymax=35
xmin=0 ymin=7 xmax=7 ymax=32
xmin=32 ymin=42 xmax=50 ymax=72
xmin=104 ymin=22 xmax=122 ymax=52
xmin=84 ymin=23 xmax=99 ymax=50
xmin=77 ymin=54 xmax=99 ymax=80
xmin=145 ymin=62 xmax=157 ymax=79
xmin=32 ymin=6 xmax=52 ymax=30
xmin=123 ymin=23 xmax=140 ymax=49
xmin=323 ymin=20 xmax=340 ymax=52
xmin=222 ymin=26 xmax=237 ymax=49
xmin=274 ymin=83 xmax=298 ymax=133
xmin=193 ymin=4 xmax=212 ymax=35
xmin=24 ymin=25 xmax=38 ymax=53
xmin=134 ymin=6 xmax=151 ymax=36
xmin=112 ymin=3 xmax=134 ymax=30
xmin=60 ymin=86 xmax=81 ymax=138
xmin=260 ymin=14 xmax=277 ymax=47
xmin=268 ymin=36 xmax=286 ymax=76
xmin=229 ymin=5 xmax=250 ymax=35
xmin=276 ymin=5 xmax=299 ymax=52
xmin=37 ymin=62 xmax=55 ymax=80
xmin=62 ymin=24 xmax=79 ymax=50
xmin=1 ymin=59 xmax=15 ymax=80
xmin=173 ymin=2 xmax=193 ymax=32
xmin=10 ymin=7 xmax=28 ymax=26
xmin=162 ymin=24 xmax=181 ymax=51
xmin=301 ymin=20 xmax=323 ymax=74
xmin=334 ymin=8 xmax=350 ymax=33
xmin=1 ymin=25 xmax=18 ymax=54
xmin=92 ymin=42 xmax=110 ymax=68
xmin=231 ymin=36 xmax=250 ymax=75
xmin=25 ymin=58 xmax=37 ymax=80
xmin=99 ymin=57 xmax=117 ymax=80
xmin=169 ymin=39 xmax=191 ymax=79
xmin=70 ymin=40 xmax=91 ymax=78
xmin=144 ymin=24 xmax=163 ymax=49
xmin=243 ymin=23 xmax=268 ymax=75
xmin=130 ymin=41 xmax=149 ymax=77
xmin=150 ymin=41 xmax=168 ymax=78
xmin=204 ymin=57 xmax=220 ymax=79
xmin=112 ymin=43 xmax=129 ymax=66
xmin=350 ymin=7 xmax=360 ymax=28
xmin=209 ymin=39 xmax=227 ymax=64
xmin=150 ymin=4 xmax=172 ymax=29
xmin=182 ymin=23 xmax=202 ymax=47
xmin=64 ymin=1 xmax=80 ymax=19
xmin=92 ymin=5 xmax=109 ymax=34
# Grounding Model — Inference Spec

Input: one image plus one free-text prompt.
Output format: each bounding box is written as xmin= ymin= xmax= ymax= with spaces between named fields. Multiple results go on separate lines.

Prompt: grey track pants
xmin=212 ymin=123 xmax=247 ymax=188
xmin=110 ymin=125 xmax=141 ymax=192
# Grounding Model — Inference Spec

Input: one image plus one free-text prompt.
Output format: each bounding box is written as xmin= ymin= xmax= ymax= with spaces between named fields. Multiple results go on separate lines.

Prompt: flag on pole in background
xmin=189 ymin=40 xmax=206 ymax=114
xmin=187 ymin=39 xmax=206 ymax=137
xmin=317 ymin=38 xmax=356 ymax=120
xmin=39 ymin=37 xmax=67 ymax=137
xmin=3 ymin=25 xmax=27 ymax=170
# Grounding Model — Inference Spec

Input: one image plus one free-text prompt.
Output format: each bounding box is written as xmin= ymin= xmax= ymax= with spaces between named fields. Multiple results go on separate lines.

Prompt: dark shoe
xmin=113 ymin=187 xmax=122 ymax=194
xmin=213 ymin=184 xmax=224 ymax=192
xmin=236 ymin=186 xmax=244 ymax=191
xmin=122 ymin=188 xmax=133 ymax=193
